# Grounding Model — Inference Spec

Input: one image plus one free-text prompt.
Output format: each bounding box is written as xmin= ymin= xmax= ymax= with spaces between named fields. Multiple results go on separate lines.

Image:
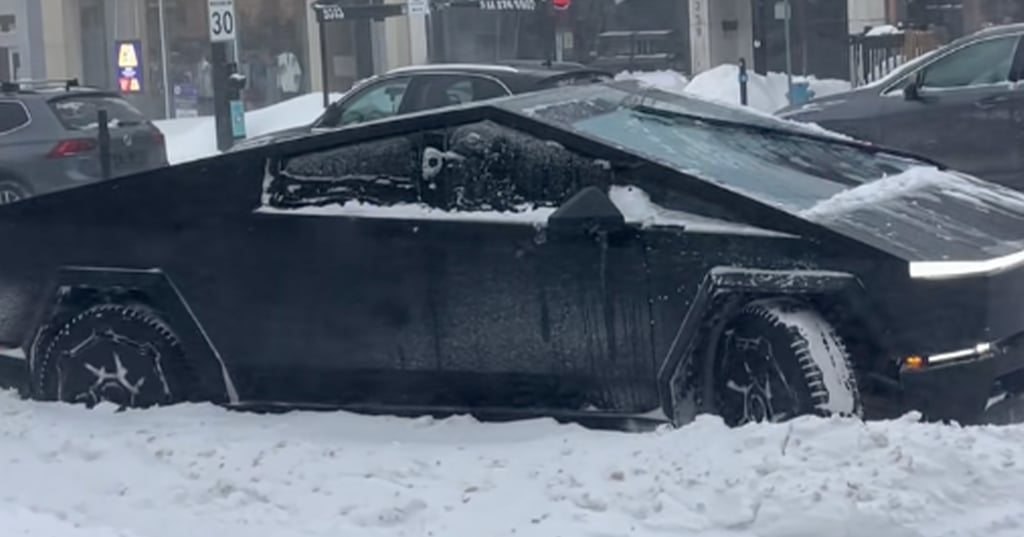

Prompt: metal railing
xmin=848 ymin=29 xmax=942 ymax=87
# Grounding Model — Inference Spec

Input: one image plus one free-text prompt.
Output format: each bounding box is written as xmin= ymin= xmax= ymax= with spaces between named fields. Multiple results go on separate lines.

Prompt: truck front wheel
xmin=712 ymin=298 xmax=862 ymax=426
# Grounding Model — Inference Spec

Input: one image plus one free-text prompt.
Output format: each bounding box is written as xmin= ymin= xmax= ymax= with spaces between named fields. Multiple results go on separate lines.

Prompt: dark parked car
xmin=0 ymin=80 xmax=168 ymax=204
xmin=0 ymin=80 xmax=1022 ymax=428
xmin=779 ymin=23 xmax=1024 ymax=189
xmin=230 ymin=61 xmax=612 ymax=151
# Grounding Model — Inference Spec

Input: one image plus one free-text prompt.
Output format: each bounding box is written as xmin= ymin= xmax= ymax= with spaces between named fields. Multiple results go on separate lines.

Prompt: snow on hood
xmin=799 ymin=166 xmax=1024 ymax=221
xmin=798 ymin=166 xmax=1024 ymax=268
xmin=609 ymin=185 xmax=794 ymax=237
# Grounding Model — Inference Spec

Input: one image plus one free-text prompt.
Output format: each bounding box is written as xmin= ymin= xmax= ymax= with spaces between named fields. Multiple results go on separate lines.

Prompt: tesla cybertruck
xmin=0 ymin=80 xmax=1022 ymax=427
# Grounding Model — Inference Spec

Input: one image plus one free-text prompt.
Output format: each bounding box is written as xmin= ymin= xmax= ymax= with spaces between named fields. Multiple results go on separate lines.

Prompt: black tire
xmin=0 ymin=179 xmax=30 ymax=205
xmin=31 ymin=303 xmax=188 ymax=408
xmin=711 ymin=298 xmax=861 ymax=426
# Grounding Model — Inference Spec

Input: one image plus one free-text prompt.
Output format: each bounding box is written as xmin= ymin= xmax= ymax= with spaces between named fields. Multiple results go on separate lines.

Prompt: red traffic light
xmin=552 ymin=0 xmax=570 ymax=10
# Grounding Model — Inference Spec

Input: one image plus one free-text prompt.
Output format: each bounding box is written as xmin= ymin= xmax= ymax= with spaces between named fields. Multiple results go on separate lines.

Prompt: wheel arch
xmin=0 ymin=166 xmax=32 ymax=193
xmin=656 ymin=266 xmax=890 ymax=426
xmin=28 ymin=266 xmax=238 ymax=404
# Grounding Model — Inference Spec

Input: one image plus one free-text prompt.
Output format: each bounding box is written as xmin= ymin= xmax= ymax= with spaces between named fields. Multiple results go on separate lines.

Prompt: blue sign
xmin=115 ymin=40 xmax=143 ymax=93
xmin=229 ymin=99 xmax=246 ymax=138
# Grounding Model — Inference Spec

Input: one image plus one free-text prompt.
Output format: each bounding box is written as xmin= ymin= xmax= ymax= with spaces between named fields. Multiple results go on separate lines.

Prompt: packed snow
xmin=609 ymin=185 xmax=793 ymax=237
xmin=615 ymin=69 xmax=691 ymax=96
xmin=3 ymin=390 xmax=1024 ymax=537
xmin=864 ymin=24 xmax=904 ymax=36
xmin=626 ymin=65 xmax=851 ymax=113
xmin=799 ymin=166 xmax=1024 ymax=221
xmin=155 ymin=92 xmax=343 ymax=164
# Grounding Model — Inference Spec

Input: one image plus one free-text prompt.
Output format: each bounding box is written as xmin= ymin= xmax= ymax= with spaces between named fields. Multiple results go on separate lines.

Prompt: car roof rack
xmin=1 ymin=78 xmax=80 ymax=93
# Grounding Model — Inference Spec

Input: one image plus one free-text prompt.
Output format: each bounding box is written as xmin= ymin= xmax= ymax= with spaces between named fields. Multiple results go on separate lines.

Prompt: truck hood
xmin=797 ymin=166 xmax=1024 ymax=279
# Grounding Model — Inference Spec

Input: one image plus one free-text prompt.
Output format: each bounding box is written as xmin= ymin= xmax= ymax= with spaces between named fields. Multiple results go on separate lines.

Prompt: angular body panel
xmin=1 ymin=81 xmax=1023 ymax=425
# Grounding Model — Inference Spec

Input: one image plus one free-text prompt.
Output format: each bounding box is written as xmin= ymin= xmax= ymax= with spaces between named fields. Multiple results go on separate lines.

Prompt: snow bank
xmin=155 ymin=92 xmax=344 ymax=164
xmin=2 ymin=391 xmax=1024 ymax=537
xmin=615 ymin=69 xmax=690 ymax=95
xmin=683 ymin=64 xmax=852 ymax=113
xmin=616 ymin=65 xmax=850 ymax=114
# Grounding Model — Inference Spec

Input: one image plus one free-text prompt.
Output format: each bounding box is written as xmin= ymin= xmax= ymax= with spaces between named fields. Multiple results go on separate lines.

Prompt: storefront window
xmin=145 ymin=0 xmax=311 ymax=118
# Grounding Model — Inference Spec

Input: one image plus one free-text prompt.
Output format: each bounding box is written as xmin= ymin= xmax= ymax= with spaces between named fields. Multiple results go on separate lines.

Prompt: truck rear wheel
xmin=31 ymin=303 xmax=188 ymax=408
xmin=712 ymin=298 xmax=861 ymax=426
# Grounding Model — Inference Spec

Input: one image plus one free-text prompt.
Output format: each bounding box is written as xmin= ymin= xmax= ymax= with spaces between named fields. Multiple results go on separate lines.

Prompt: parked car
xmin=778 ymin=23 xmax=1024 ymax=189
xmin=0 ymin=79 xmax=1022 ymax=428
xmin=0 ymin=79 xmax=168 ymax=204
xmin=230 ymin=61 xmax=612 ymax=151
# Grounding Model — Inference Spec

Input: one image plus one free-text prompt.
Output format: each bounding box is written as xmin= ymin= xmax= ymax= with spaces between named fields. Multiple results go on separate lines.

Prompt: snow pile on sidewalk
xmin=616 ymin=69 xmax=691 ymax=95
xmin=684 ymin=64 xmax=851 ymax=113
xmin=2 ymin=391 xmax=1024 ymax=537
xmin=618 ymin=64 xmax=851 ymax=114
xmin=155 ymin=92 xmax=342 ymax=164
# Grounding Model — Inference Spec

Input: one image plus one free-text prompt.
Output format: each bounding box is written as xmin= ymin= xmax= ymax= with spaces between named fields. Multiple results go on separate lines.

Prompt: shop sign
xmin=480 ymin=0 xmax=536 ymax=11
xmin=315 ymin=3 xmax=347 ymax=21
xmin=115 ymin=40 xmax=143 ymax=93
xmin=407 ymin=0 xmax=430 ymax=15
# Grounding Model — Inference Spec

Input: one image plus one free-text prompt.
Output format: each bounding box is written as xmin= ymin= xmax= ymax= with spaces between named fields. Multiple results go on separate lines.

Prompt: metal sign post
xmin=738 ymin=57 xmax=749 ymax=106
xmin=775 ymin=0 xmax=793 ymax=104
xmin=158 ymin=0 xmax=172 ymax=118
xmin=208 ymin=0 xmax=245 ymax=151
xmin=312 ymin=3 xmax=347 ymax=109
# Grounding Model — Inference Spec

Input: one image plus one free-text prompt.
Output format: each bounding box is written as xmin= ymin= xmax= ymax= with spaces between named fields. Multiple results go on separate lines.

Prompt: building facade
xmin=10 ymin=0 xmax=431 ymax=119
xmin=0 ymin=0 xmax=44 ymax=81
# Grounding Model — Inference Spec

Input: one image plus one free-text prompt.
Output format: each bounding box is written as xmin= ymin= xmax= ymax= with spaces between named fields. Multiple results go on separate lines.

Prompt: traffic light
xmin=552 ymin=0 xmax=570 ymax=10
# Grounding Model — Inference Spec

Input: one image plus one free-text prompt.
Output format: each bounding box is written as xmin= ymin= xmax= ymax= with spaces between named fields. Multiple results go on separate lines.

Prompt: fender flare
xmin=28 ymin=266 xmax=238 ymax=404
xmin=655 ymin=266 xmax=887 ymax=426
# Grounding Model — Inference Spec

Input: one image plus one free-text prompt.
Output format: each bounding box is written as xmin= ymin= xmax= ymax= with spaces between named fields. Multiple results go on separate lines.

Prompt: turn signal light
xmin=904 ymin=355 xmax=926 ymax=369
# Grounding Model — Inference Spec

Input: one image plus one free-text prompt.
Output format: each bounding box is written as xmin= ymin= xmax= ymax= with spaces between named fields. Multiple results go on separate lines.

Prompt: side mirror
xmin=904 ymin=72 xmax=924 ymax=101
xmin=547 ymin=186 xmax=627 ymax=236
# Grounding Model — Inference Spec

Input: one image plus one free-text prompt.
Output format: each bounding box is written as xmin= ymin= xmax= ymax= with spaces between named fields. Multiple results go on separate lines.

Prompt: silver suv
xmin=0 ymin=79 xmax=168 ymax=204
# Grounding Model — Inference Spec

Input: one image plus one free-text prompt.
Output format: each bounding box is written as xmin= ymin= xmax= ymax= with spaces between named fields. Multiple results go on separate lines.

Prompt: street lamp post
xmin=158 ymin=0 xmax=172 ymax=119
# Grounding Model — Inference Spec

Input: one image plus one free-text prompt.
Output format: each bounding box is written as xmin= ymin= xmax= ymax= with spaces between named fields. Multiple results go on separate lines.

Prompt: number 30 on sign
xmin=208 ymin=0 xmax=237 ymax=42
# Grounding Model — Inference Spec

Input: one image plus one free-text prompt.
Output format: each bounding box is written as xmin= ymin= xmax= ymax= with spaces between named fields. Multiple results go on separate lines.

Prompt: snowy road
xmin=2 ymin=390 xmax=1023 ymax=537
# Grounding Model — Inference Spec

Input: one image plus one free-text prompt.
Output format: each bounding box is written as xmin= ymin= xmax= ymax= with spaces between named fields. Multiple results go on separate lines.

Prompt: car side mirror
xmin=904 ymin=72 xmax=924 ymax=101
xmin=546 ymin=186 xmax=627 ymax=236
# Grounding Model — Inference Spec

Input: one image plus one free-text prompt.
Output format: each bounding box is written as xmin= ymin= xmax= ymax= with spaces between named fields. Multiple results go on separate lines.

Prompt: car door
xmin=408 ymin=120 xmax=657 ymax=414
xmin=876 ymin=33 xmax=1024 ymax=181
xmin=233 ymin=117 xmax=655 ymax=412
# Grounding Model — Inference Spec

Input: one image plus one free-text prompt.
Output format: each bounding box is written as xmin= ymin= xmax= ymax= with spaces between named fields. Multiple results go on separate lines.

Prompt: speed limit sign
xmin=208 ymin=0 xmax=237 ymax=42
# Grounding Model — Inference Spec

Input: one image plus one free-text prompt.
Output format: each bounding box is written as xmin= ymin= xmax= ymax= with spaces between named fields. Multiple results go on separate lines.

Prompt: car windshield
xmin=502 ymin=81 xmax=922 ymax=212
